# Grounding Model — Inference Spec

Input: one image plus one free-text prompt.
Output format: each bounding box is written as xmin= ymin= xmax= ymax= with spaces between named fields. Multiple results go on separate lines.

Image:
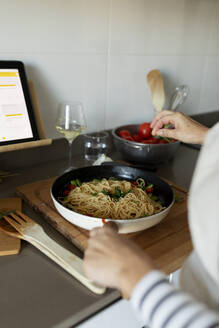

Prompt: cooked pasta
xmin=60 ymin=178 xmax=164 ymax=220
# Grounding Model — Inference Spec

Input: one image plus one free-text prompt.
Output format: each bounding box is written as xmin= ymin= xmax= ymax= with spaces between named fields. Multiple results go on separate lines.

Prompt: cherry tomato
xmin=123 ymin=136 xmax=134 ymax=141
xmin=138 ymin=122 xmax=152 ymax=139
xmin=63 ymin=189 xmax=70 ymax=196
xmin=133 ymin=134 xmax=143 ymax=142
xmin=141 ymin=138 xmax=157 ymax=144
xmin=145 ymin=187 xmax=154 ymax=193
xmin=68 ymin=184 xmax=76 ymax=190
xmin=119 ymin=129 xmax=131 ymax=138
xmin=153 ymin=137 xmax=160 ymax=144
xmin=159 ymin=139 xmax=168 ymax=144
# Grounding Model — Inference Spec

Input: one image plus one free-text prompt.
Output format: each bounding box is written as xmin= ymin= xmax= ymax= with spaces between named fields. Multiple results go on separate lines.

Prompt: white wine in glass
xmin=56 ymin=101 xmax=87 ymax=171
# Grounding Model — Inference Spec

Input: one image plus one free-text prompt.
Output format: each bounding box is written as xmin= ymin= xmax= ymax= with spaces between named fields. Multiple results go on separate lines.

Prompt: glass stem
xmin=68 ymin=140 xmax=73 ymax=168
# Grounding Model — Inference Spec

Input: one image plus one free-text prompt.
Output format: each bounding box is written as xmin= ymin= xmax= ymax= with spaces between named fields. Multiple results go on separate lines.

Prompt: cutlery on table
xmin=0 ymin=211 xmax=105 ymax=295
xmin=147 ymin=69 xmax=165 ymax=114
xmin=0 ymin=197 xmax=22 ymax=255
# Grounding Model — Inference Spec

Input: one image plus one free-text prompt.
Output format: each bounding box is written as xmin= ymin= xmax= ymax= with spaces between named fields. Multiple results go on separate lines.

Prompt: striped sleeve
xmin=130 ymin=270 xmax=219 ymax=328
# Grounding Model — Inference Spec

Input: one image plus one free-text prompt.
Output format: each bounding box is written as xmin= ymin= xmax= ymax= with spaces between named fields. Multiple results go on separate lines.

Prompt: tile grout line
xmin=104 ymin=0 xmax=113 ymax=130
xmin=198 ymin=2 xmax=216 ymax=112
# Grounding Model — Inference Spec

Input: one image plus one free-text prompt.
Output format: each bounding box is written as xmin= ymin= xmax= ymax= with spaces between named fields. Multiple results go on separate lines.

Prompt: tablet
xmin=0 ymin=60 xmax=39 ymax=146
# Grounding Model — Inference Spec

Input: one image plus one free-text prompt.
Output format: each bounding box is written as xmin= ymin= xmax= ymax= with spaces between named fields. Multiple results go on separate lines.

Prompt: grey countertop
xmin=0 ymin=137 xmax=200 ymax=328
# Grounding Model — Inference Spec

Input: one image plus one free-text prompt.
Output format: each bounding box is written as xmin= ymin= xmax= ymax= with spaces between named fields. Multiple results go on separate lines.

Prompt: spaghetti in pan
xmin=59 ymin=178 xmax=164 ymax=220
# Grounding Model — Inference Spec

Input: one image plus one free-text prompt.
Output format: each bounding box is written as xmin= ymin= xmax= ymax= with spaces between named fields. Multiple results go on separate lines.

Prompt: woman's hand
xmin=83 ymin=223 xmax=155 ymax=299
xmin=151 ymin=110 xmax=209 ymax=145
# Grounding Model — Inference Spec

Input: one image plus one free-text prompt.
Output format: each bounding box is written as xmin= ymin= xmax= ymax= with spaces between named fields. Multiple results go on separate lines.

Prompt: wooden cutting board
xmin=16 ymin=178 xmax=192 ymax=274
xmin=0 ymin=197 xmax=22 ymax=256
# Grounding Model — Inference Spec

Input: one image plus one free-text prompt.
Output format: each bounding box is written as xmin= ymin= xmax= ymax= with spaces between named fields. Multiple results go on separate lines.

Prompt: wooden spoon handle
xmin=147 ymin=69 xmax=165 ymax=113
xmin=25 ymin=233 xmax=106 ymax=295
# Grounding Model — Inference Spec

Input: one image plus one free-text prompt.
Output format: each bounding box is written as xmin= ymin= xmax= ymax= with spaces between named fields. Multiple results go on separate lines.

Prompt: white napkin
xmin=92 ymin=154 xmax=113 ymax=166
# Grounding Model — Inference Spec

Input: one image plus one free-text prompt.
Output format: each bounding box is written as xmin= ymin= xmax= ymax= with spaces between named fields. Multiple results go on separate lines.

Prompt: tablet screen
xmin=0 ymin=61 xmax=39 ymax=146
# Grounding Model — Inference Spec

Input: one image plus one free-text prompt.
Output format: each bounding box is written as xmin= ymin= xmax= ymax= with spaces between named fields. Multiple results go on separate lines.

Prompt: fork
xmin=3 ymin=210 xmax=105 ymax=295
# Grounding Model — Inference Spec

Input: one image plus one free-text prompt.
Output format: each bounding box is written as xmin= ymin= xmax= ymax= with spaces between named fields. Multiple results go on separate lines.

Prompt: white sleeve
xmin=130 ymin=270 xmax=219 ymax=328
xmin=188 ymin=122 xmax=219 ymax=284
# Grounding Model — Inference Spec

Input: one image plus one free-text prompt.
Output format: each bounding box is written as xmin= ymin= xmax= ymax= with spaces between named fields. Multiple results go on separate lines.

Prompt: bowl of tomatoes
xmin=112 ymin=122 xmax=180 ymax=165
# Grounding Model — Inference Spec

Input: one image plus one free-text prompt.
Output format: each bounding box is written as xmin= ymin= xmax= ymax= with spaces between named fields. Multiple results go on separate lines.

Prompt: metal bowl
xmin=112 ymin=124 xmax=180 ymax=165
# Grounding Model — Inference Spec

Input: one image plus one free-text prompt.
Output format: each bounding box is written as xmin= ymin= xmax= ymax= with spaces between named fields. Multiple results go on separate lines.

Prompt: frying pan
xmin=51 ymin=165 xmax=174 ymax=233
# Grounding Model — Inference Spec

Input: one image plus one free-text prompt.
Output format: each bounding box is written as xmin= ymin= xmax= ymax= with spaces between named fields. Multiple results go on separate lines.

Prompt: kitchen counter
xmin=0 ymin=136 xmax=200 ymax=328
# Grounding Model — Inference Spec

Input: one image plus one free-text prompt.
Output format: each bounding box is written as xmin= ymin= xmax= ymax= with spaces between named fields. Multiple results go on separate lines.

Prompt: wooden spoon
xmin=0 ymin=218 xmax=24 ymax=238
xmin=0 ymin=216 xmax=105 ymax=295
xmin=147 ymin=69 xmax=165 ymax=114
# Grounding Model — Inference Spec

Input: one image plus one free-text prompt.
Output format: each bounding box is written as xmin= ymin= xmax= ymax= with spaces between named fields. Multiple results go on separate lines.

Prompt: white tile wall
xmin=0 ymin=0 xmax=219 ymax=139
xmin=199 ymin=56 xmax=219 ymax=112
xmin=110 ymin=0 xmax=214 ymax=56
xmin=205 ymin=0 xmax=219 ymax=55
xmin=38 ymin=0 xmax=110 ymax=54
xmin=34 ymin=53 xmax=107 ymax=137
xmin=0 ymin=1 xmax=41 ymax=53
xmin=105 ymin=54 xmax=207 ymax=129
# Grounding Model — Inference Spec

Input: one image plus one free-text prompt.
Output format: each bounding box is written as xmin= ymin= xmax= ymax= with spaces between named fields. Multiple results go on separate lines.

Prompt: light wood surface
xmin=3 ymin=211 xmax=105 ymax=295
xmin=28 ymin=81 xmax=46 ymax=139
xmin=16 ymin=177 xmax=193 ymax=275
xmin=0 ymin=197 xmax=22 ymax=255
xmin=147 ymin=69 xmax=165 ymax=113
xmin=0 ymin=139 xmax=52 ymax=153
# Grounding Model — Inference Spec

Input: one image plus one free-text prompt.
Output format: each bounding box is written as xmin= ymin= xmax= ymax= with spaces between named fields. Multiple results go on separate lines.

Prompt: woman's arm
xmin=83 ymin=224 xmax=219 ymax=327
xmin=131 ymin=270 xmax=219 ymax=328
xmin=83 ymin=222 xmax=155 ymax=298
xmin=150 ymin=110 xmax=209 ymax=145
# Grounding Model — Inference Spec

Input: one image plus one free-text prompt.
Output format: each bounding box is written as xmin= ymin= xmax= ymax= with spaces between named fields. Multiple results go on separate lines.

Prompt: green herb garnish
xmin=149 ymin=195 xmax=158 ymax=201
xmin=163 ymin=137 xmax=171 ymax=143
xmin=101 ymin=187 xmax=131 ymax=201
xmin=71 ymin=179 xmax=82 ymax=187
xmin=102 ymin=189 xmax=112 ymax=197
xmin=92 ymin=179 xmax=100 ymax=183
xmin=76 ymin=179 xmax=81 ymax=186
xmin=164 ymin=124 xmax=171 ymax=129
xmin=146 ymin=184 xmax=153 ymax=189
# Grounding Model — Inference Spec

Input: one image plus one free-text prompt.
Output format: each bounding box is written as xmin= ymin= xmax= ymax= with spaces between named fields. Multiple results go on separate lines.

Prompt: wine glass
xmin=56 ymin=101 xmax=87 ymax=171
